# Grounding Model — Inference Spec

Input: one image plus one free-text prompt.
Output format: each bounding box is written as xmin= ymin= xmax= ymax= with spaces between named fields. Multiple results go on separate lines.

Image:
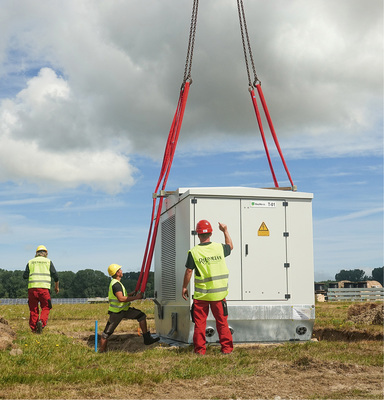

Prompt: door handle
xmin=245 ymin=244 xmax=248 ymax=256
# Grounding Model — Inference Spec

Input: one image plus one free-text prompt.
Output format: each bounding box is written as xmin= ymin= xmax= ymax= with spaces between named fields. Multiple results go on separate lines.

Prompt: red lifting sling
xmin=135 ymin=0 xmax=198 ymax=293
xmin=237 ymin=0 xmax=294 ymax=188
xmin=135 ymin=82 xmax=190 ymax=293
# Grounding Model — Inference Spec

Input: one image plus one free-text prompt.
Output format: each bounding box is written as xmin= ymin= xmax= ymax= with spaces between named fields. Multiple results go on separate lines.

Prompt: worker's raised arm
xmin=218 ymin=222 xmax=233 ymax=250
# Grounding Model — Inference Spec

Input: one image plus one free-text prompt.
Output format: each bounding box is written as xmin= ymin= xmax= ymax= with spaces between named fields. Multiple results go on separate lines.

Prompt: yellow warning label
xmin=258 ymin=222 xmax=269 ymax=236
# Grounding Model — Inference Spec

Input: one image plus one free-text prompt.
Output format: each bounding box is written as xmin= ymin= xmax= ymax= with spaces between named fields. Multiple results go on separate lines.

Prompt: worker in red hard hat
xmin=99 ymin=264 xmax=160 ymax=352
xmin=182 ymin=220 xmax=234 ymax=355
xmin=23 ymin=245 xmax=59 ymax=333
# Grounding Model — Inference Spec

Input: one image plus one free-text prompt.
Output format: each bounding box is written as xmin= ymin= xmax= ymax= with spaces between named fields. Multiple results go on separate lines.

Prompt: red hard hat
xmin=196 ymin=220 xmax=213 ymax=234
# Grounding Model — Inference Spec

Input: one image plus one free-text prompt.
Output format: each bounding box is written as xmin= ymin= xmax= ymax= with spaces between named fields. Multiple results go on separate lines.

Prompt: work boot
xmin=36 ymin=320 xmax=43 ymax=334
xmin=99 ymin=337 xmax=107 ymax=353
xmin=143 ymin=331 xmax=160 ymax=345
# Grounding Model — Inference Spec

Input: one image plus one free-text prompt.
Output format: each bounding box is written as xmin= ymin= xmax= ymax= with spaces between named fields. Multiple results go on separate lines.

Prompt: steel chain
xmin=183 ymin=0 xmax=199 ymax=86
xmin=237 ymin=0 xmax=259 ymax=87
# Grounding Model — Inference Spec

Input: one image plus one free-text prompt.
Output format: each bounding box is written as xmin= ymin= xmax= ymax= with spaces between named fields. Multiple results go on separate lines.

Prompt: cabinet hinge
xmin=285 ymin=294 xmax=291 ymax=299
xmin=283 ymin=232 xmax=289 ymax=237
xmin=284 ymin=263 xmax=290 ymax=268
xmin=191 ymin=198 xmax=197 ymax=204
xmin=283 ymin=201 xmax=288 ymax=207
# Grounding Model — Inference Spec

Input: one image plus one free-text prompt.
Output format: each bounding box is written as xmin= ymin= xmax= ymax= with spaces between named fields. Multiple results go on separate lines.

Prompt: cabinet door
xmin=241 ymin=199 xmax=288 ymax=301
xmin=193 ymin=197 xmax=242 ymax=300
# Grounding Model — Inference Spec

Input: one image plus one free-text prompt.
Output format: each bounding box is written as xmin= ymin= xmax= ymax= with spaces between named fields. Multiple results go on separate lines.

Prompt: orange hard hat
xmin=196 ymin=220 xmax=212 ymax=234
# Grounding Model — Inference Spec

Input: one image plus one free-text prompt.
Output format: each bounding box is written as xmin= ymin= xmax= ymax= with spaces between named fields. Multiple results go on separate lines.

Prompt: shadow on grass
xmin=86 ymin=333 xmax=163 ymax=353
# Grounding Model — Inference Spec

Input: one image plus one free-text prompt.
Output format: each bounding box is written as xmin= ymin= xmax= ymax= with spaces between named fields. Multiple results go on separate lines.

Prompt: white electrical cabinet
xmin=154 ymin=187 xmax=315 ymax=343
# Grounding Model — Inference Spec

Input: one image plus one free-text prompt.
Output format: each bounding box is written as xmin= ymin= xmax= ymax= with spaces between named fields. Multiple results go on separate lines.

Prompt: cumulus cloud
xmin=0 ymin=0 xmax=382 ymax=193
xmin=0 ymin=68 xmax=136 ymax=193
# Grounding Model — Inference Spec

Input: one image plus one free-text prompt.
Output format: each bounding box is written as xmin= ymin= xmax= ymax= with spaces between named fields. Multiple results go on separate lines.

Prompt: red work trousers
xmin=28 ymin=288 xmax=51 ymax=331
xmin=192 ymin=298 xmax=233 ymax=355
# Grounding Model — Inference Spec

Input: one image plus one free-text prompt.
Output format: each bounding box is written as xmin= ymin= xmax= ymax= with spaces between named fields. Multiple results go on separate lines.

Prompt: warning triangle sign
xmin=258 ymin=222 xmax=269 ymax=236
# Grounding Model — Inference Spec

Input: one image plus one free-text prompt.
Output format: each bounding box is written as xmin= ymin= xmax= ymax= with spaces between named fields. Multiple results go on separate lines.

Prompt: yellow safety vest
xmin=28 ymin=257 xmax=51 ymax=290
xmin=108 ymin=279 xmax=130 ymax=313
xmin=190 ymin=242 xmax=229 ymax=301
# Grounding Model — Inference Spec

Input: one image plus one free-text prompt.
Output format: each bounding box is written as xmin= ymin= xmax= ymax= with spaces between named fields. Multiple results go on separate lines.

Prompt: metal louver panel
xmin=161 ymin=214 xmax=176 ymax=300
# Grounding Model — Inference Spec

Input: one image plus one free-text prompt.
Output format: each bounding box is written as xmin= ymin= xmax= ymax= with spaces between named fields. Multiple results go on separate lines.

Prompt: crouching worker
xmin=99 ymin=264 xmax=159 ymax=352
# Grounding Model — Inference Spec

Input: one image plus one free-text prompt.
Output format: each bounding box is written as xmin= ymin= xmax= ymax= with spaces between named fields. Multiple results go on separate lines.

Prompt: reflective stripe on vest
xmin=108 ymin=279 xmax=130 ymax=313
xmin=190 ymin=242 xmax=229 ymax=301
xmin=28 ymin=257 xmax=51 ymax=289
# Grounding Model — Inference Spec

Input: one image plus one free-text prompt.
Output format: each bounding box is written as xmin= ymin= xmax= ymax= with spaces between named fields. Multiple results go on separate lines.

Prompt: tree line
xmin=0 ymin=269 xmax=154 ymax=299
xmin=316 ymin=267 xmax=383 ymax=288
xmin=0 ymin=267 xmax=382 ymax=299
xmin=333 ymin=267 xmax=383 ymax=285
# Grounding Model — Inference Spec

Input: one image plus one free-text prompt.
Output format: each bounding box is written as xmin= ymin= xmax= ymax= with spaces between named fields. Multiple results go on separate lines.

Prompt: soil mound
xmin=0 ymin=316 xmax=16 ymax=350
xmin=347 ymin=302 xmax=384 ymax=325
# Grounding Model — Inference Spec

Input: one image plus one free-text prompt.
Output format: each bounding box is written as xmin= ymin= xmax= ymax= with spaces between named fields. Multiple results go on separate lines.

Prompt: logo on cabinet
xmin=258 ymin=222 xmax=269 ymax=236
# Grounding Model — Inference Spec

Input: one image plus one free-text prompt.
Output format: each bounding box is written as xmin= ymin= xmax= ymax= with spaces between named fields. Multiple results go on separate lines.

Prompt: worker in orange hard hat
xmin=99 ymin=264 xmax=160 ymax=352
xmin=23 ymin=245 xmax=59 ymax=333
xmin=182 ymin=220 xmax=234 ymax=355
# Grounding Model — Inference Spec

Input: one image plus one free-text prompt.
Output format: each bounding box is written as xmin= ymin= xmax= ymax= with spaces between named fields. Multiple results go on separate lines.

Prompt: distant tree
xmin=15 ymin=287 xmax=28 ymax=298
xmin=0 ymin=268 xmax=154 ymax=299
xmin=335 ymin=269 xmax=368 ymax=282
xmin=0 ymin=269 xmax=29 ymax=297
xmin=5 ymin=270 xmax=28 ymax=298
xmin=145 ymin=272 xmax=154 ymax=298
xmin=54 ymin=271 xmax=76 ymax=298
xmin=121 ymin=271 xmax=154 ymax=298
xmin=0 ymin=281 xmax=4 ymax=298
xmin=71 ymin=269 xmax=109 ymax=297
xmin=0 ymin=269 xmax=11 ymax=297
xmin=121 ymin=271 xmax=140 ymax=293
xmin=371 ymin=267 xmax=384 ymax=286
xmin=0 ymin=268 xmax=66 ymax=298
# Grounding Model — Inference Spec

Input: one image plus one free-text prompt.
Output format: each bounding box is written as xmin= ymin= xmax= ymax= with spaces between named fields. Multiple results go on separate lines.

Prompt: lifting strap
xmin=237 ymin=0 xmax=294 ymax=188
xmin=136 ymin=0 xmax=294 ymax=293
xmin=135 ymin=0 xmax=199 ymax=294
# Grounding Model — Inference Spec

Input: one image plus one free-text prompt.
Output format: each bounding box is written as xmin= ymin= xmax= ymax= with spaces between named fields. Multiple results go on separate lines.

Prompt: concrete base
xmin=155 ymin=303 xmax=315 ymax=343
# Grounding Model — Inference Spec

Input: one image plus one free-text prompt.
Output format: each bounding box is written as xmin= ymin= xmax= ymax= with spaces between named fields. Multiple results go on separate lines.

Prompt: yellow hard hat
xmin=108 ymin=264 xmax=122 ymax=277
xmin=36 ymin=245 xmax=48 ymax=252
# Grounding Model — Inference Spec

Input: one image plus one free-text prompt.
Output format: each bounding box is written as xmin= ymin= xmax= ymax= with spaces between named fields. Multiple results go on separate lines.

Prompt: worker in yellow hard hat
xmin=99 ymin=264 xmax=159 ymax=352
xmin=23 ymin=245 xmax=59 ymax=333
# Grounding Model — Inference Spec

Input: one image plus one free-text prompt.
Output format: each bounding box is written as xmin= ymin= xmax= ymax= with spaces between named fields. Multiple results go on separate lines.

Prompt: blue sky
xmin=0 ymin=0 xmax=382 ymax=282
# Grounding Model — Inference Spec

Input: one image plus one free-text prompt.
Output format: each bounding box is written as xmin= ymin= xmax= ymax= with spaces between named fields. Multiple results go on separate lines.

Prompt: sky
xmin=0 ymin=0 xmax=382 ymax=282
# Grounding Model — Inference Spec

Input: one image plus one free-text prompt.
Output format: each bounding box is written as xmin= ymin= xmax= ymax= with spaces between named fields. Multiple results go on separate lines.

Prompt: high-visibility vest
xmin=189 ymin=242 xmax=229 ymax=301
xmin=108 ymin=279 xmax=130 ymax=313
xmin=28 ymin=257 xmax=51 ymax=289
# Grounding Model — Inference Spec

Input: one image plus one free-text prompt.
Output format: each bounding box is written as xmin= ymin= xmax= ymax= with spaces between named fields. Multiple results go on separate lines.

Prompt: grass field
xmin=0 ymin=300 xmax=382 ymax=400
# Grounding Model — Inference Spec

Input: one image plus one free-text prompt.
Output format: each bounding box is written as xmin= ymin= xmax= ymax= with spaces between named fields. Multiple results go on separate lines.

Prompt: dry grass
xmin=0 ymin=300 xmax=382 ymax=400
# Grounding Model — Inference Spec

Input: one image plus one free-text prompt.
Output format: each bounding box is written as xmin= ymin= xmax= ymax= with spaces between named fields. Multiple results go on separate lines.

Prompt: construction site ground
xmin=0 ymin=301 xmax=383 ymax=399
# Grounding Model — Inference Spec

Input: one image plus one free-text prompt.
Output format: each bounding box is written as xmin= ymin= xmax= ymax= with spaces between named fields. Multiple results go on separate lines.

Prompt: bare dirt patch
xmin=86 ymin=333 xmax=162 ymax=352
